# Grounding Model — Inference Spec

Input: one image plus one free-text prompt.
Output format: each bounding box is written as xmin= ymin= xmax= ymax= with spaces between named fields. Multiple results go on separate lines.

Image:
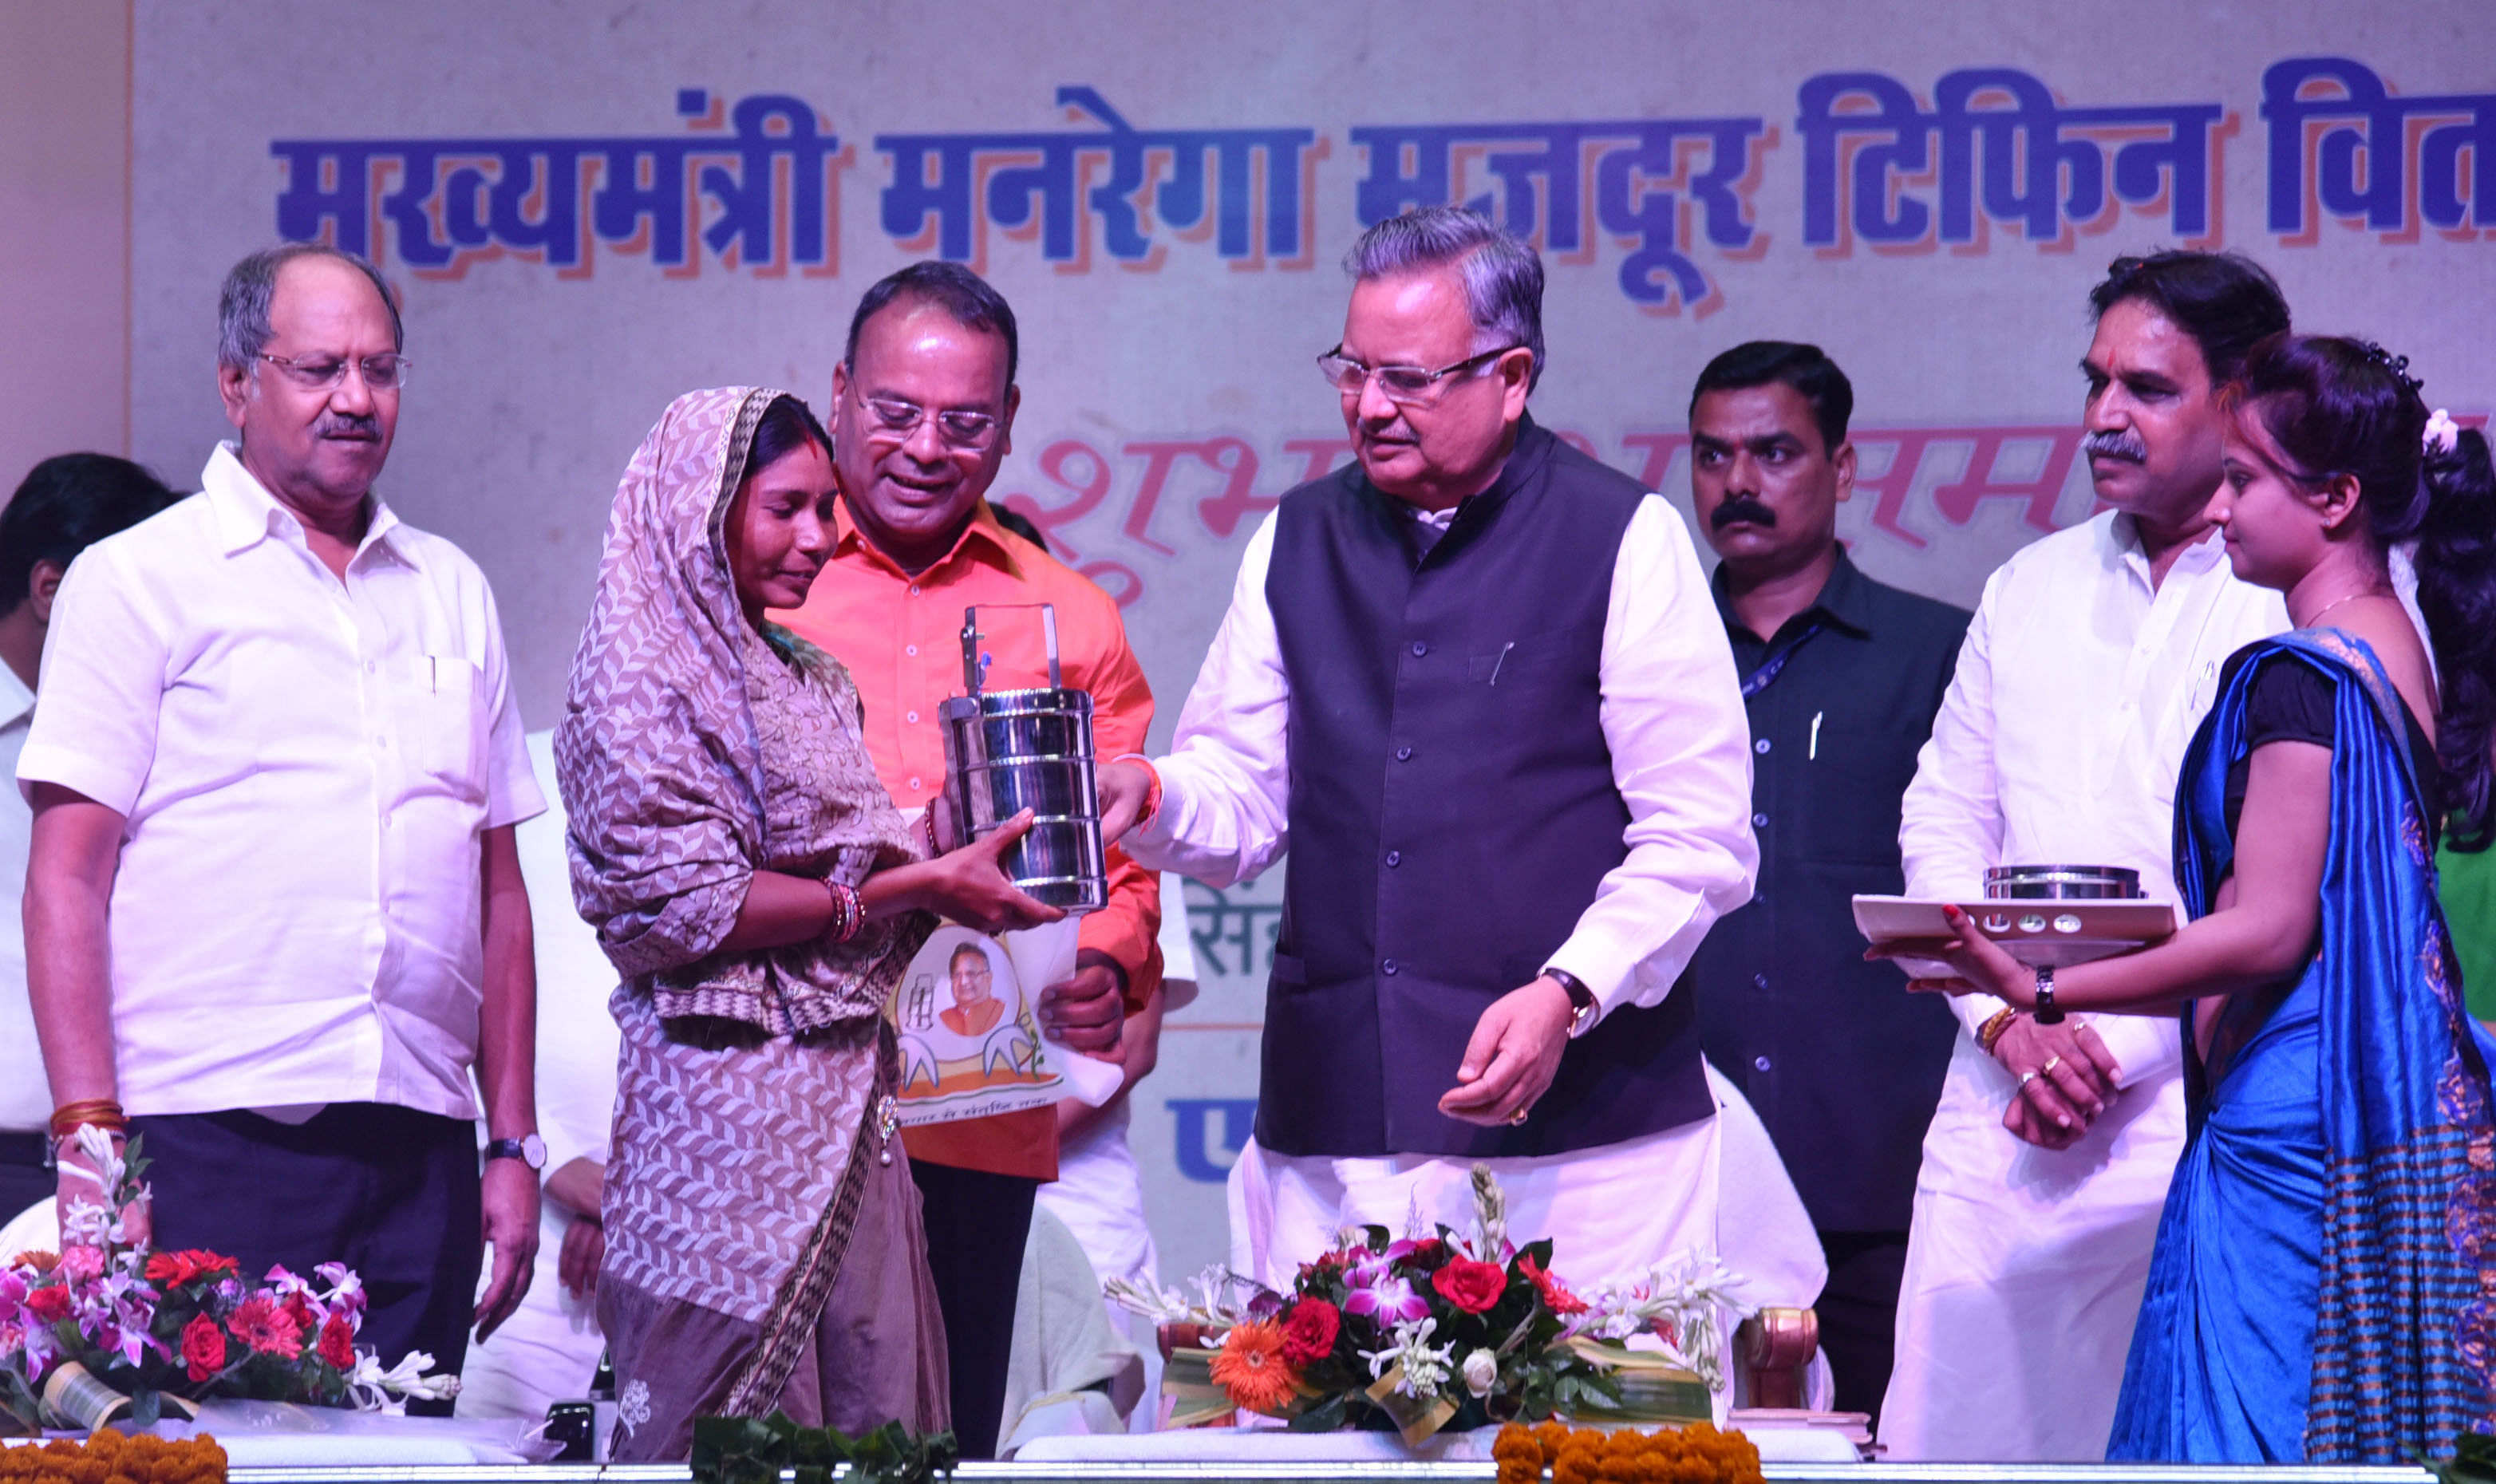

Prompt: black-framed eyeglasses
xmin=851 ymin=389 xmax=1001 ymax=452
xmin=1316 ymin=344 xmax=1522 ymax=405
xmin=258 ymin=352 xmax=411 ymax=392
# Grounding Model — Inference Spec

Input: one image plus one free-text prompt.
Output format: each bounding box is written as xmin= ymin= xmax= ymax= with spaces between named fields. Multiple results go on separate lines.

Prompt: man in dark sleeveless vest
xmin=1104 ymin=208 xmax=1827 ymax=1308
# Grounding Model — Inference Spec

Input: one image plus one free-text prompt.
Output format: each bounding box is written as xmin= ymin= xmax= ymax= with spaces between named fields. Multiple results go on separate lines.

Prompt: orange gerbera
xmin=1208 ymin=1318 xmax=1299 ymax=1414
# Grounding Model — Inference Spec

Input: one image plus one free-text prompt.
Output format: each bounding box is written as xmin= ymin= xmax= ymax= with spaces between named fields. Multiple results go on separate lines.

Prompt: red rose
xmin=1396 ymin=1238 xmax=1447 ymax=1269
xmin=317 ymin=1313 xmax=356 ymax=1371
xmin=281 ymin=1291 xmax=317 ymax=1332
xmin=180 ymin=1314 xmax=228 ymax=1383
xmin=1430 ymin=1257 xmax=1507 ymax=1313
xmin=22 ymin=1284 xmax=70 ymax=1323
xmin=1279 ymin=1298 xmax=1341 ymax=1365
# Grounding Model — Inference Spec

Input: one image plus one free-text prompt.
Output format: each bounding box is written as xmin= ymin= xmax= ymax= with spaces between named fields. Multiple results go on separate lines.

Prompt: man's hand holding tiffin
xmin=1096 ymin=756 xmax=1157 ymax=844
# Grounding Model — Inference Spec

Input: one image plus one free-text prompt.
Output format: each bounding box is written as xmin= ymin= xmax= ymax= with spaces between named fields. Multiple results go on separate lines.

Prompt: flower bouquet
xmin=0 ymin=1129 xmax=458 ymax=1435
xmin=1108 ymin=1166 xmax=1752 ymax=1446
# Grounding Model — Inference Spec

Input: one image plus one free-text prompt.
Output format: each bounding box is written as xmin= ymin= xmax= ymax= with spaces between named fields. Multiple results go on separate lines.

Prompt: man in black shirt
xmin=1683 ymin=342 xmax=1968 ymax=1421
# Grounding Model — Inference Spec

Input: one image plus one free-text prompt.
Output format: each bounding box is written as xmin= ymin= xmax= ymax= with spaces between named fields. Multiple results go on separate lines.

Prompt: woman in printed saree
xmin=557 ymin=388 xmax=1061 ymax=1461
xmin=1879 ymin=334 xmax=2496 ymax=1462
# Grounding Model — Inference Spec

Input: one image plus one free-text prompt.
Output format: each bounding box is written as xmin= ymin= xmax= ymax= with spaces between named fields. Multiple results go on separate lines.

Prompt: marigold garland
xmin=1492 ymin=1421 xmax=1763 ymax=1484
xmin=0 ymin=1427 xmax=227 ymax=1484
xmin=1207 ymin=1318 xmax=1298 ymax=1415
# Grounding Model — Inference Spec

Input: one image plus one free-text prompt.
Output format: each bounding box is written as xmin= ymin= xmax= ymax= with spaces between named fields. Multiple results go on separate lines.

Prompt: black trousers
xmin=1816 ymin=1229 xmax=1910 ymax=1424
xmin=128 ymin=1104 xmax=483 ymax=1416
xmin=907 ymin=1160 xmax=1037 ymax=1459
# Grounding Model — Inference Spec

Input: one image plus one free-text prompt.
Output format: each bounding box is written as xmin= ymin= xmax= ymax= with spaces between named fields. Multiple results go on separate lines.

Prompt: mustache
xmin=1710 ymin=495 xmax=1778 ymax=530
xmin=314 ymin=411 xmax=385 ymax=440
xmin=2083 ymin=428 xmax=2146 ymax=463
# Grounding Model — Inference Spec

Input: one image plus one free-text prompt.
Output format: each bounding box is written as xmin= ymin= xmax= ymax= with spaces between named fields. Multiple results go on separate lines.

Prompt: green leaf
xmin=1289 ymin=1395 xmax=1352 ymax=1433
xmin=2425 ymin=1431 xmax=2496 ymax=1484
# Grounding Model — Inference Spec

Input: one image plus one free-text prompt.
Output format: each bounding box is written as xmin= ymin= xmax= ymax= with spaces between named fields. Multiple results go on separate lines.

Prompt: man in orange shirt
xmin=774 ymin=261 xmax=1157 ymax=1458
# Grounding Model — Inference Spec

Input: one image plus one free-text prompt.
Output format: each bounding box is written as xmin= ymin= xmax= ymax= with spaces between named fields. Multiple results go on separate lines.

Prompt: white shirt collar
xmin=202 ymin=443 xmax=411 ymax=569
xmin=2106 ymin=509 xmax=2229 ymax=590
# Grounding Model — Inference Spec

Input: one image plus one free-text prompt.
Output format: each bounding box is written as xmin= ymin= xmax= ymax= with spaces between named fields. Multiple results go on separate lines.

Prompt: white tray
xmin=1853 ymin=895 xmax=2178 ymax=970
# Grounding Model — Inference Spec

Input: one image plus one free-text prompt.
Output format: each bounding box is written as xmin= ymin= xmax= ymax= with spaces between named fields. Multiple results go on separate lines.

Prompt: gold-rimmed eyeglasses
xmin=853 ymin=392 xmax=1001 ymax=452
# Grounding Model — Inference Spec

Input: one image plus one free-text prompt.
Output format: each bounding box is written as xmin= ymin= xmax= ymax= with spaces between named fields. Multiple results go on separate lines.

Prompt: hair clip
xmin=2360 ymin=341 xmax=2426 ymax=396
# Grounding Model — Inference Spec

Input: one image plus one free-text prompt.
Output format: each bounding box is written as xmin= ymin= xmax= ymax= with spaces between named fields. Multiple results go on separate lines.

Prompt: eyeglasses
xmin=1317 ymin=344 xmax=1522 ymax=405
xmin=258 ymin=352 xmax=412 ymax=392
xmin=854 ymin=393 xmax=1001 ymax=452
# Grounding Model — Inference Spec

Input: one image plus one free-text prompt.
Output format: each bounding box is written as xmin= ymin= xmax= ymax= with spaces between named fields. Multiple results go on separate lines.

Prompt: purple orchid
xmin=1343 ymin=1271 xmax=1431 ymax=1324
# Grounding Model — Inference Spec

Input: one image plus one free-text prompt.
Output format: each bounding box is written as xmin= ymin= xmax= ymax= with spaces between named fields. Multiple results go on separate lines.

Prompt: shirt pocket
xmin=1799 ymin=705 xmax=1918 ymax=866
xmin=1465 ymin=623 xmax=1596 ymax=689
xmin=393 ymin=655 xmax=488 ymax=802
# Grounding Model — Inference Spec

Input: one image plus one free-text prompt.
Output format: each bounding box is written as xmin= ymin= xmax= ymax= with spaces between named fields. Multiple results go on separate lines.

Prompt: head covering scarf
xmin=556 ymin=385 xmax=926 ymax=1032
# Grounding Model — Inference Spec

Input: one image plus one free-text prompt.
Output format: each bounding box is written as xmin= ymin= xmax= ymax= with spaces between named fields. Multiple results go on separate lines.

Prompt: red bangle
xmin=49 ymin=1099 xmax=128 ymax=1139
xmin=922 ymin=807 xmax=943 ymax=858
xmin=823 ymin=878 xmax=863 ymax=945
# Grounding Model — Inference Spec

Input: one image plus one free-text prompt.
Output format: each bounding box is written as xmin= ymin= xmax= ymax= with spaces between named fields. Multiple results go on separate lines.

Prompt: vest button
xmin=1411 ymin=641 xmax=1428 ymax=657
xmin=1382 ymin=958 xmax=1400 ymax=975
xmin=1754 ymin=1055 xmax=1772 ymax=1072
xmin=1752 ymin=811 xmax=1769 ymax=828
xmin=1396 ymin=746 xmax=1414 ymax=761
xmin=1385 ymin=850 xmax=1402 ymax=866
xmin=1754 ymin=738 xmax=1771 ymax=754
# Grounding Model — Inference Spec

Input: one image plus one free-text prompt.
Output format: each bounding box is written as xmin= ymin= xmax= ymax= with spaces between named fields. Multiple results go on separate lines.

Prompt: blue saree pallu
xmin=2109 ymin=630 xmax=2496 ymax=1462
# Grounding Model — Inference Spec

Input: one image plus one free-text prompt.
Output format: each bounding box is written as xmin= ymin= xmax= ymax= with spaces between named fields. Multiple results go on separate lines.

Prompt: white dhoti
xmin=1227 ymin=1062 xmax=1827 ymax=1406
xmin=1878 ymin=1034 xmax=2188 ymax=1460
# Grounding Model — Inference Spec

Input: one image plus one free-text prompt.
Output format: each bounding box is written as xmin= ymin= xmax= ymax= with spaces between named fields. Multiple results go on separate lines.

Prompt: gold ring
xmin=1507 ymin=1107 xmax=1530 ymax=1126
xmin=2041 ymin=1054 xmax=2063 ymax=1075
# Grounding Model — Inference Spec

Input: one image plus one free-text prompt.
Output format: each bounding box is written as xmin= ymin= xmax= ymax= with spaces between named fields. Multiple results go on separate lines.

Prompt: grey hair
xmin=217 ymin=244 xmax=404 ymax=375
xmin=1342 ymin=206 xmax=1545 ymax=392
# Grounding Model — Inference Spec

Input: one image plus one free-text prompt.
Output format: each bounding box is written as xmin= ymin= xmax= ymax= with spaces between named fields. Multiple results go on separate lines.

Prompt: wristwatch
xmin=1545 ymin=969 xmax=1598 ymax=1036
xmin=485 ymin=1133 xmax=548 ymax=1170
xmin=2032 ymin=965 xmax=2064 ymax=1026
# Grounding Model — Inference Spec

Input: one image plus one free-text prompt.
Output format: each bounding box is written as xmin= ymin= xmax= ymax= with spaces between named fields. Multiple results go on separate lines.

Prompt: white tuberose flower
xmin=1461 ymin=1348 xmax=1499 ymax=1398
xmin=1358 ymin=1315 xmax=1455 ymax=1399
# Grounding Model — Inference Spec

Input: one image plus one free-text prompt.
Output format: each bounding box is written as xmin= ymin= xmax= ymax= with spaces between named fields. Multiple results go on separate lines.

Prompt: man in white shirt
xmin=0 ymin=455 xmax=180 ymax=1222
xmin=21 ymin=245 xmax=546 ymax=1410
xmin=1096 ymin=207 xmax=1825 ymax=1316
xmin=1878 ymin=251 xmax=2293 ymax=1459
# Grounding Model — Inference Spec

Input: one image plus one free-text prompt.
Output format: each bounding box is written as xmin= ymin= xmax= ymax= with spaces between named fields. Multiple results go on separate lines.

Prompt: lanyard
xmin=1740 ymin=621 xmax=1825 ymax=700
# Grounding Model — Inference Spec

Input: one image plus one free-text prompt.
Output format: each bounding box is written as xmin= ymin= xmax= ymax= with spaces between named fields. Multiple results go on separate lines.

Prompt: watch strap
xmin=2032 ymin=965 xmax=2064 ymax=1025
xmin=484 ymin=1135 xmax=543 ymax=1168
xmin=1546 ymin=968 xmax=1598 ymax=1035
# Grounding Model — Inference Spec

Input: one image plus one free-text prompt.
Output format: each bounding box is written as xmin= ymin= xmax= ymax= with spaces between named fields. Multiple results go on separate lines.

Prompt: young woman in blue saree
xmin=1882 ymin=333 xmax=2496 ymax=1462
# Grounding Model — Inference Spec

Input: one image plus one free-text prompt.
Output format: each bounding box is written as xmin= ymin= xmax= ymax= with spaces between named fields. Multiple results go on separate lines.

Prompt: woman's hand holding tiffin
xmin=910 ymin=808 xmax=1065 ymax=933
xmin=1866 ymin=903 xmax=2035 ymax=1002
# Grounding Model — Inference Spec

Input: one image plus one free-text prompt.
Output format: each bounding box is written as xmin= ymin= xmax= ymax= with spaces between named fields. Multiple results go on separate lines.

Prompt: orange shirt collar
xmin=832 ymin=494 xmax=1029 ymax=584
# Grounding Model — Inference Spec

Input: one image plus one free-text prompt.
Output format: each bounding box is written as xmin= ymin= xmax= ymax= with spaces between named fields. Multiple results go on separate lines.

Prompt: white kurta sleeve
xmin=1124 ymin=511 xmax=1290 ymax=887
xmin=1542 ymin=496 xmax=1758 ymax=1021
xmin=18 ymin=543 xmax=166 ymax=814
xmin=1898 ymin=565 xmax=2012 ymax=1040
